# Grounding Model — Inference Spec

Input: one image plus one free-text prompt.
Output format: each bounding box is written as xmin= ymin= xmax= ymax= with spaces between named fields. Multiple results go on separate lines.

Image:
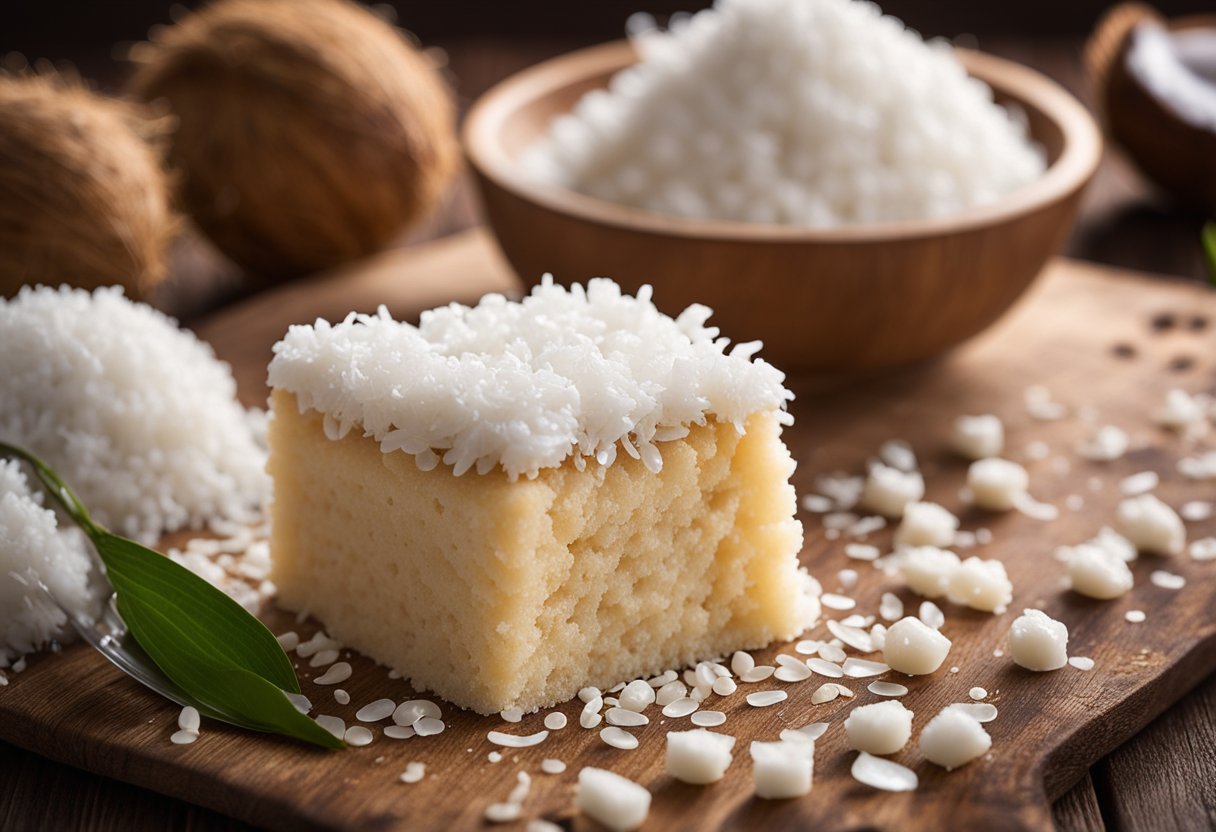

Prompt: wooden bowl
xmin=463 ymin=41 xmax=1102 ymax=372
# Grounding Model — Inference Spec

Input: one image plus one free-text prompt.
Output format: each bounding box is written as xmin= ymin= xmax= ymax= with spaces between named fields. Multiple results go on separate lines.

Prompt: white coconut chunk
xmin=895 ymin=502 xmax=959 ymax=549
xmin=666 ymin=729 xmax=736 ymax=784
xmin=600 ymin=727 xmax=639 ymax=750
xmin=356 ymin=699 xmax=396 ymax=723
xmin=879 ymin=592 xmax=904 ymax=622
xmin=867 ymin=681 xmax=909 ymax=697
xmin=500 ymin=706 xmax=524 ymax=723
xmin=844 ymin=701 xmax=913 ymax=755
xmin=1117 ymin=494 xmax=1185 ymax=555
xmin=1075 ymin=425 xmax=1129 ymax=461
xmin=919 ymin=707 xmax=992 ymax=770
xmin=1007 ymin=609 xmax=1068 ymax=671
xmin=1090 ymin=527 xmax=1137 ymax=562
xmin=1154 ymin=388 xmax=1207 ymax=432
xmin=851 ymin=752 xmax=918 ymax=791
xmin=488 ymin=730 xmax=549 ymax=748
xmin=750 ymin=740 xmax=815 ymax=799
xmin=897 ymin=546 xmax=960 ymax=598
xmin=1120 ymin=471 xmax=1160 ymax=496
xmin=952 ymin=415 xmax=1004 ymax=460
xmin=399 ymin=762 xmax=426 ymax=784
xmin=313 ymin=662 xmax=352 ymax=685
xmin=746 ymin=690 xmax=788 ymax=708
xmin=945 ymin=557 xmax=1013 ymax=613
xmin=1191 ymin=538 xmax=1216 ymax=561
xmin=967 ymin=458 xmax=1029 ymax=511
xmin=1063 ymin=544 xmax=1134 ymax=599
xmin=861 ymin=463 xmax=925 ymax=518
xmin=883 ymin=617 xmax=951 ymax=675
xmin=618 ymin=679 xmax=657 ymax=712
xmin=1150 ymin=570 xmax=1186 ymax=590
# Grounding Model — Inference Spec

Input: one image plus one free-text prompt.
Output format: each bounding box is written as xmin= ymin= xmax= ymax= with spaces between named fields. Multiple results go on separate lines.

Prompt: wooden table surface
xmin=2 ymin=34 xmax=1214 ymax=832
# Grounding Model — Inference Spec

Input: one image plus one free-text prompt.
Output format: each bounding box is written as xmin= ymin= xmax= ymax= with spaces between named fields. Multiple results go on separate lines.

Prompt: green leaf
xmin=0 ymin=442 xmax=341 ymax=750
xmin=1203 ymin=222 xmax=1216 ymax=288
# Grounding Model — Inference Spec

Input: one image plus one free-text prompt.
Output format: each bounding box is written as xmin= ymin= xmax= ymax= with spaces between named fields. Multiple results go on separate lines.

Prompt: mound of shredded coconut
xmin=0 ymin=286 xmax=270 ymax=543
xmin=269 ymin=277 xmax=793 ymax=480
xmin=520 ymin=0 xmax=1045 ymax=226
xmin=0 ymin=459 xmax=99 ymax=664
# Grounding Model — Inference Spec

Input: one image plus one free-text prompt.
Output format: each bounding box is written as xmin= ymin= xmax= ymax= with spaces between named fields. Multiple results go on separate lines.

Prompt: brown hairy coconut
xmin=129 ymin=0 xmax=460 ymax=280
xmin=0 ymin=74 xmax=177 ymax=299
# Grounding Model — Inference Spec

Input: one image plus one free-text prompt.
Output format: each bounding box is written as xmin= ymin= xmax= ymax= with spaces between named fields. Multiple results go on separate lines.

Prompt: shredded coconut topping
xmin=269 ymin=278 xmax=792 ymax=480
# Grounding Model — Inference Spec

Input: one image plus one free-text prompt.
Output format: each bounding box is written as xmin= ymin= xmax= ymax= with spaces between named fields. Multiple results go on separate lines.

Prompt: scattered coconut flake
xmin=606 ymin=707 xmax=649 ymax=728
xmin=879 ymin=592 xmax=904 ymax=622
xmin=918 ymin=601 xmax=945 ymax=630
xmin=313 ymin=662 xmax=352 ymax=685
xmin=731 ymin=650 xmax=756 ymax=674
xmin=393 ymin=700 xmax=441 ymax=726
xmin=815 ymin=473 xmax=865 ymax=510
xmin=487 ymin=751 xmax=503 ymax=763
xmin=746 ymin=690 xmax=788 ymax=708
xmin=1190 ymin=538 xmax=1216 ymax=561
xmin=1118 ymin=494 xmax=1186 ymax=555
xmin=861 ymin=463 xmax=925 ymax=518
xmin=484 ymin=803 xmax=521 ymax=824
xmin=315 ymin=715 xmax=345 ymax=740
xmin=399 ymin=762 xmax=426 ymax=784
xmin=580 ymin=696 xmax=604 ymax=729
xmin=544 ymin=712 xmax=567 ymax=730
xmin=500 ymin=706 xmax=524 ymax=723
xmin=851 ymin=752 xmax=918 ymax=792
xmin=868 ymin=681 xmax=909 ymax=697
xmin=969 ymin=687 xmax=987 ymax=700
xmin=842 ymin=658 xmax=890 ymax=678
xmin=1125 ymin=610 xmax=1147 ymax=623
xmin=1025 ymin=386 xmax=1066 ymax=421
xmin=384 ymin=725 xmax=415 ymax=739
xmin=662 ymin=697 xmax=699 ymax=718
xmin=488 ymin=730 xmax=549 ymax=748
xmin=413 ymin=717 xmax=445 ymax=737
xmin=1181 ymin=501 xmax=1214 ymax=522
xmin=1066 ymin=494 xmax=1085 ymax=511
xmin=600 ymin=726 xmax=639 ymax=750
xmin=356 ymin=699 xmax=396 ymax=723
xmin=578 ymin=686 xmax=602 ymax=703
xmin=1120 ymin=471 xmax=1160 ymax=496
xmin=648 ymin=670 xmax=678 ymax=688
xmin=880 ymin=439 xmax=918 ymax=473
xmin=1023 ymin=440 xmax=1050 ymax=461
xmin=808 ymin=658 xmax=844 ymax=678
xmin=1179 ymin=451 xmax=1216 ymax=480
xmin=691 ymin=711 xmax=727 ymax=728
xmin=740 ymin=666 xmax=776 ymax=683
xmin=541 ymin=758 xmax=567 ymax=775
xmin=344 ymin=726 xmax=374 ymax=746
xmin=712 ymin=676 xmax=738 ymax=696
xmin=170 ymin=730 xmax=198 ymax=745
xmin=1069 ymin=656 xmax=1095 ymax=671
xmin=952 ymin=414 xmax=1004 ymax=460
xmin=295 ymin=631 xmax=341 ymax=658
xmin=1012 ymin=491 xmax=1060 ymax=522
xmin=334 ymin=689 xmax=350 ymax=706
xmin=308 ymin=649 xmax=339 ymax=668
xmin=794 ymin=640 xmax=820 ymax=655
xmin=811 ymin=684 xmax=840 ymax=704
xmin=946 ymin=703 xmax=998 ymax=723
xmin=618 ymin=679 xmax=657 ymax=712
xmin=1150 ymin=570 xmax=1187 ymax=590
xmin=1076 ymin=425 xmax=1129 ymax=462
xmin=818 ymin=643 xmax=847 ymax=663
xmin=837 ymin=568 xmax=859 ymax=590
xmin=1154 ymin=388 xmax=1208 ymax=433
xmin=821 ymin=593 xmax=855 ymax=611
xmin=801 ymin=494 xmax=833 ymax=513
xmin=828 ymin=620 xmax=874 ymax=653
xmin=276 ymin=631 xmax=300 ymax=651
xmin=845 ymin=543 xmax=880 ymax=561
xmin=782 ymin=722 xmax=829 ymax=742
xmin=285 ymin=693 xmax=312 ymax=714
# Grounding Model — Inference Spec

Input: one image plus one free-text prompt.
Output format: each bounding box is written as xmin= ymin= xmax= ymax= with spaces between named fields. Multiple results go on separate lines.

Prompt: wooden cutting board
xmin=1 ymin=229 xmax=1213 ymax=832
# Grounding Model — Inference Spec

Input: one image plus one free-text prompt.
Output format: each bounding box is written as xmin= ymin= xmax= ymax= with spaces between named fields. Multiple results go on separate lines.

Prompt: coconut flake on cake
xmin=268 ymin=276 xmax=794 ymax=480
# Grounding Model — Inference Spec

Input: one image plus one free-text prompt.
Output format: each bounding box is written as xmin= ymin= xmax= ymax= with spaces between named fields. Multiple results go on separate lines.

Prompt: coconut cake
xmin=267 ymin=277 xmax=819 ymax=714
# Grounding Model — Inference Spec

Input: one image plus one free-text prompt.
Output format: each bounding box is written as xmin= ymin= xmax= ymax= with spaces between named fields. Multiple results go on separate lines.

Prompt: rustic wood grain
xmin=1052 ymin=773 xmax=1106 ymax=832
xmin=0 ymin=230 xmax=1212 ymax=832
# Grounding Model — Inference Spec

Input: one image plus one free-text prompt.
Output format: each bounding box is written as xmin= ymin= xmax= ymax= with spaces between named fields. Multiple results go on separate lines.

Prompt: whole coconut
xmin=129 ymin=0 xmax=460 ymax=280
xmin=0 ymin=75 xmax=177 ymax=298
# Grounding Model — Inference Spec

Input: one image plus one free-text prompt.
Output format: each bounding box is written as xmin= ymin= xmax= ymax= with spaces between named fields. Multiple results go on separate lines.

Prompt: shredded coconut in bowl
xmin=269 ymin=277 xmax=793 ymax=481
xmin=0 ymin=286 xmax=270 ymax=543
xmin=0 ymin=459 xmax=99 ymax=664
xmin=520 ymin=0 xmax=1045 ymax=226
